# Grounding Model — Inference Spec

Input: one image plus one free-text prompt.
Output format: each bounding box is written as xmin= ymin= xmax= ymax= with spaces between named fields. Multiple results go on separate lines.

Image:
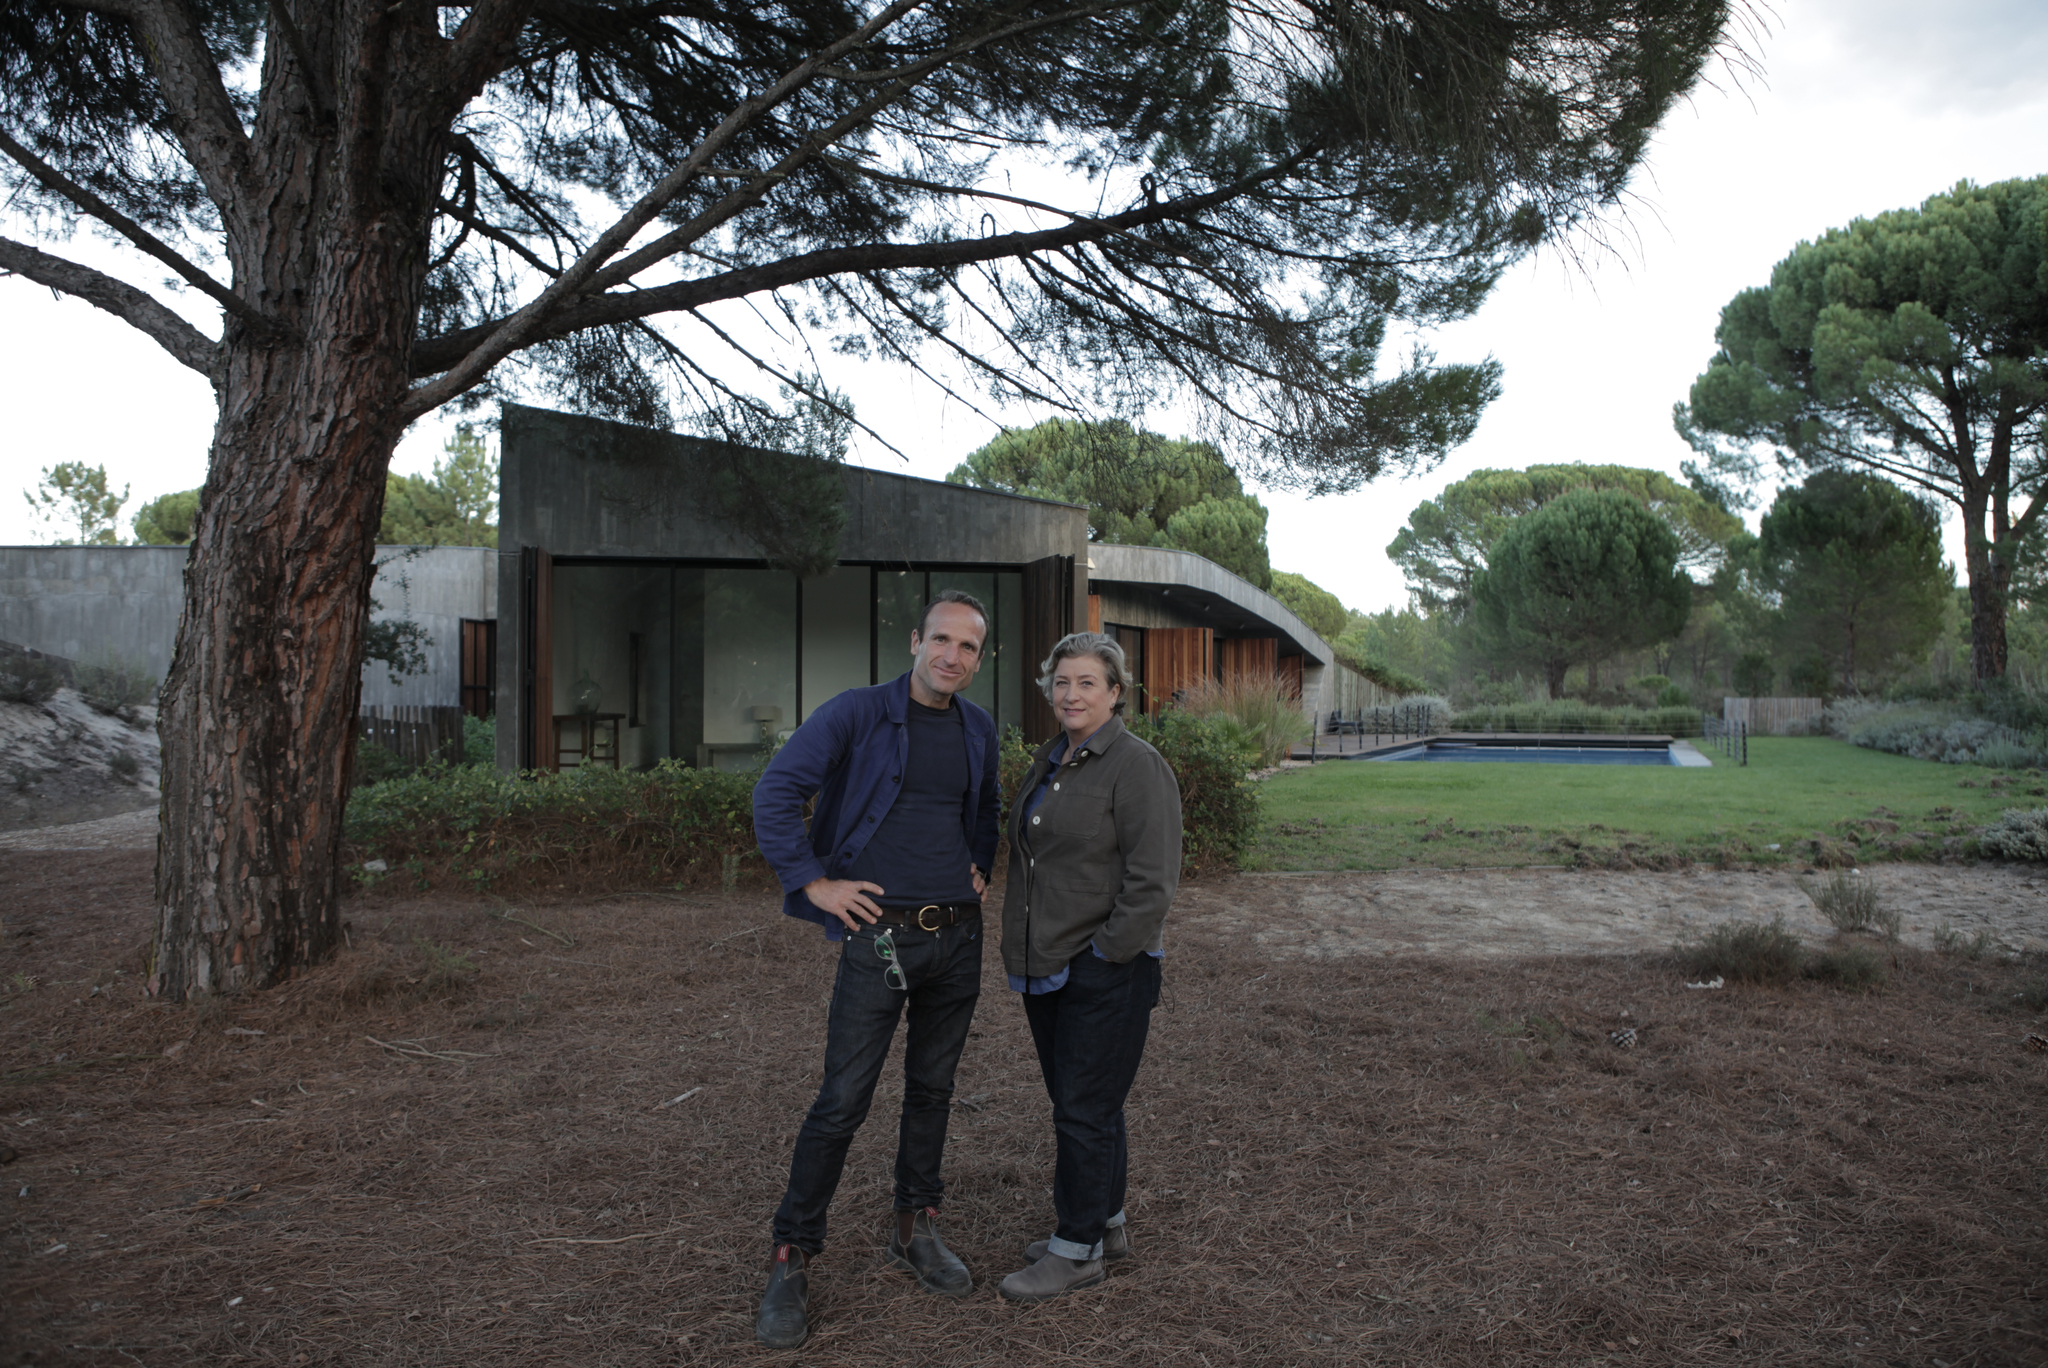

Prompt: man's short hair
xmin=916 ymin=588 xmax=989 ymax=643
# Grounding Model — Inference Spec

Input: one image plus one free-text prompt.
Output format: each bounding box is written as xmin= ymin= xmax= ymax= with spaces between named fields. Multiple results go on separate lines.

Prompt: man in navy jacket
xmin=750 ymin=589 xmax=1001 ymax=1349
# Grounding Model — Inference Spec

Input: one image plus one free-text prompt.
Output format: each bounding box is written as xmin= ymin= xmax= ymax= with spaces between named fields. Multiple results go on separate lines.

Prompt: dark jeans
xmin=771 ymin=916 xmax=982 ymax=1254
xmin=1022 ymin=949 xmax=1162 ymax=1256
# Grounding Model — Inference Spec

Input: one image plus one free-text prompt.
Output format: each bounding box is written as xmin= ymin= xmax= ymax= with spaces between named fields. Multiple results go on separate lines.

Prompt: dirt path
xmin=1178 ymin=863 xmax=2047 ymax=959
xmin=6 ymin=810 xmax=2042 ymax=956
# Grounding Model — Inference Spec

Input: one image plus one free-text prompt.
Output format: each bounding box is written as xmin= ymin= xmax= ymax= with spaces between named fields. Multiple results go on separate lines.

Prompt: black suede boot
xmin=755 ymin=1243 xmax=810 ymax=1349
xmin=885 ymin=1206 xmax=973 ymax=1297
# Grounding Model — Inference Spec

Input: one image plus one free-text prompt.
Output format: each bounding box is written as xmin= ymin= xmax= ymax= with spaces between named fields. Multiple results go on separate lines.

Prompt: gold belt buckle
xmin=916 ymin=904 xmax=944 ymax=932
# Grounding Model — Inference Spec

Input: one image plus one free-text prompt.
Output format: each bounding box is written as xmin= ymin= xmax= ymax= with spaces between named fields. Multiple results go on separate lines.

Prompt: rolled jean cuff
xmin=1046 ymin=1208 xmax=1123 ymax=1260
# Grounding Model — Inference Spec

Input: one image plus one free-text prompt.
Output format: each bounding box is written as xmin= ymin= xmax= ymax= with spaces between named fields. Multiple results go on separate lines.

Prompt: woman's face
xmin=1050 ymin=652 xmax=1122 ymax=743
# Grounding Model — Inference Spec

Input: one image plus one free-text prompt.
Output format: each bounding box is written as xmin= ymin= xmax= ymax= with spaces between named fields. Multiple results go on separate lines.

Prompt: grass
xmin=1250 ymin=736 xmax=2048 ymax=871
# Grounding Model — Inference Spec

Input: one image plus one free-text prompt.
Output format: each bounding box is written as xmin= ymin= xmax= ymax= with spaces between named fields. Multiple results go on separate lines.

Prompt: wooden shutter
xmin=1020 ymin=553 xmax=1074 ymax=743
xmin=521 ymin=547 xmax=555 ymax=771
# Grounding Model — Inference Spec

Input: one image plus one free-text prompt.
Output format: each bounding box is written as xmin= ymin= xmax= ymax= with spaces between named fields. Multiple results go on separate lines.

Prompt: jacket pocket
xmin=1043 ymin=791 xmax=1108 ymax=839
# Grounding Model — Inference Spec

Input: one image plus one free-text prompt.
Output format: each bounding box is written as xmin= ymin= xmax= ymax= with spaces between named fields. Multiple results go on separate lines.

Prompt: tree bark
xmin=148 ymin=4 xmax=445 ymax=999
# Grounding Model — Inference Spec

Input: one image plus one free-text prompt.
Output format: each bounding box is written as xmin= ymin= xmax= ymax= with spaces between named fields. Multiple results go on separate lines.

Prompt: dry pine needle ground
xmin=2 ymin=848 xmax=2045 ymax=1366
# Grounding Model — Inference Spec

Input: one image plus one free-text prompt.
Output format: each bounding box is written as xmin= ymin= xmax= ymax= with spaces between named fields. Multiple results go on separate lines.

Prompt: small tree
xmin=1681 ymin=176 xmax=2048 ymax=684
xmin=1472 ymin=488 xmax=1692 ymax=698
xmin=132 ymin=489 xmax=201 ymax=545
xmin=1756 ymin=470 xmax=1951 ymax=695
xmin=24 ymin=462 xmax=127 ymax=545
xmin=380 ymin=424 xmax=499 ymax=547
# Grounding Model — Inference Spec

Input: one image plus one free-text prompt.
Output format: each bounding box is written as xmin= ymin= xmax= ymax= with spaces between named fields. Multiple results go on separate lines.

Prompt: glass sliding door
xmin=802 ymin=566 xmax=872 ymax=720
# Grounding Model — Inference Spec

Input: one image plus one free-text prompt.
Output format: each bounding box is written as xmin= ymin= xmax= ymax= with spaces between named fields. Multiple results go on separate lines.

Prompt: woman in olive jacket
xmin=997 ymin=631 xmax=1182 ymax=1303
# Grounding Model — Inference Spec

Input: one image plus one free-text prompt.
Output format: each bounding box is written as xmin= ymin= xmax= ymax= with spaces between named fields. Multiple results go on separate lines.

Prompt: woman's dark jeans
xmin=1022 ymin=949 xmax=1162 ymax=1257
xmin=771 ymin=916 xmax=982 ymax=1255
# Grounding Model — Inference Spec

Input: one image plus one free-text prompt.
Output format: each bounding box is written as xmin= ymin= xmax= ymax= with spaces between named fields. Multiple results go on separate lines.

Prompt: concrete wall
xmin=0 ymin=544 xmax=495 ymax=707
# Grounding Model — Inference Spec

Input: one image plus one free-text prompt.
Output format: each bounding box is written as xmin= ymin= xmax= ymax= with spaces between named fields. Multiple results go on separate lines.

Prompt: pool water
xmin=1373 ymin=742 xmax=1676 ymax=766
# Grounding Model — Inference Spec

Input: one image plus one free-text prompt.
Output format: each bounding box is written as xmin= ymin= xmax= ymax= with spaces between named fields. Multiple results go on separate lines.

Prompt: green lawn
xmin=1249 ymin=736 xmax=2047 ymax=871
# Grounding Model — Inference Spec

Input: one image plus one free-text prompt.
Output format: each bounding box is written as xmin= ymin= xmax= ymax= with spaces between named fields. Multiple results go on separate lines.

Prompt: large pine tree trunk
xmin=148 ymin=17 xmax=442 ymax=997
xmin=1962 ymin=502 xmax=2011 ymax=686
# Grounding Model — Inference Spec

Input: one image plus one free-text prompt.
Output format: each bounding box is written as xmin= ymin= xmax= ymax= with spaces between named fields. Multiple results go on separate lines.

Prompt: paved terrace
xmin=1290 ymin=731 xmax=1683 ymax=762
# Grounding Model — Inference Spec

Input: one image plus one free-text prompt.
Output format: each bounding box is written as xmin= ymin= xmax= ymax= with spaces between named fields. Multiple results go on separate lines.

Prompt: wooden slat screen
xmin=1215 ymin=636 xmax=1278 ymax=683
xmin=1087 ymin=594 xmax=1102 ymax=633
xmin=1277 ymin=654 xmax=1303 ymax=700
xmin=1142 ymin=627 xmax=1211 ymax=712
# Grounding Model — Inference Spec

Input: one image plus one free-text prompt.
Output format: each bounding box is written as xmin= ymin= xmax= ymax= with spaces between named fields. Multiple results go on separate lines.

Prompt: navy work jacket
xmin=752 ymin=672 xmax=1002 ymax=938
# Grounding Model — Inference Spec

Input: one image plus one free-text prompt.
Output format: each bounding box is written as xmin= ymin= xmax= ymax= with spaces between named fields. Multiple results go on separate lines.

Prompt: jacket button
xmin=892 ymin=775 xmax=900 ymax=782
xmin=1030 ymin=815 xmax=1040 ymax=825
xmin=1053 ymin=782 xmax=1060 ymax=791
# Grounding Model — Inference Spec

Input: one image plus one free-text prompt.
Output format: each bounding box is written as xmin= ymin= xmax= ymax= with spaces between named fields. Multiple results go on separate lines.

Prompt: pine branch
xmin=0 ymin=124 xmax=269 ymax=333
xmin=0 ymin=235 xmax=221 ymax=380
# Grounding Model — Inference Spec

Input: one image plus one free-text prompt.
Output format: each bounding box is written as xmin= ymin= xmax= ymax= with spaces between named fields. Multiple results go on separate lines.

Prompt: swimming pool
xmin=1368 ymin=741 xmax=1681 ymax=766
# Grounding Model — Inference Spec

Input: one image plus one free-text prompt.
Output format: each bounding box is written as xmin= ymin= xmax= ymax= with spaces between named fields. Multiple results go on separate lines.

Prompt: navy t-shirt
xmin=843 ymin=697 xmax=979 ymax=904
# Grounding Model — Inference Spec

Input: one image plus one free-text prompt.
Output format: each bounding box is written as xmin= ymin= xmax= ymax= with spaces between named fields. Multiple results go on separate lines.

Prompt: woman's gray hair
xmin=1037 ymin=632 xmax=1132 ymax=715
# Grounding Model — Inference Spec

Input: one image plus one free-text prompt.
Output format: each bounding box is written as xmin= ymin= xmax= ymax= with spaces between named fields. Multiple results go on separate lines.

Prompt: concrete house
xmin=495 ymin=405 xmax=1371 ymax=772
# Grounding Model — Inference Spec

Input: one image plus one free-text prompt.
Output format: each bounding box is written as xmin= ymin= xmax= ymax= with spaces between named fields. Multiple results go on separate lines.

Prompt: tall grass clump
xmin=1179 ymin=672 xmax=1312 ymax=769
xmin=0 ymin=649 xmax=66 ymax=705
xmin=1800 ymin=870 xmax=1901 ymax=940
xmin=1805 ymin=944 xmax=1890 ymax=992
xmin=1673 ymin=918 xmax=1804 ymax=985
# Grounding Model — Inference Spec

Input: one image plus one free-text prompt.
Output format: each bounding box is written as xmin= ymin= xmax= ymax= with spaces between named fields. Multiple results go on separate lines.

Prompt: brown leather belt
xmin=871 ymin=902 xmax=981 ymax=931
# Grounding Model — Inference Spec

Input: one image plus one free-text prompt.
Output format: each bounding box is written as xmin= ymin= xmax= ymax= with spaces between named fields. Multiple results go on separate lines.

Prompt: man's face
xmin=909 ymin=601 xmax=988 ymax=704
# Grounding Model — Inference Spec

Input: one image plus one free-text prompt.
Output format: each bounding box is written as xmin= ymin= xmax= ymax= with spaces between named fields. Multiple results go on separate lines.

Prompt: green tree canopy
xmin=132 ymin=488 xmax=201 ymax=545
xmin=1269 ymin=571 xmax=1347 ymax=642
xmin=1472 ymin=488 xmax=1692 ymax=697
xmin=1680 ymin=175 xmax=2048 ymax=683
xmin=1756 ymin=470 xmax=1951 ymax=695
xmin=1387 ymin=464 xmax=1742 ymax=614
xmin=24 ymin=461 xmax=126 ymax=545
xmin=950 ymin=419 xmax=1271 ymax=586
xmin=378 ymin=424 xmax=499 ymax=548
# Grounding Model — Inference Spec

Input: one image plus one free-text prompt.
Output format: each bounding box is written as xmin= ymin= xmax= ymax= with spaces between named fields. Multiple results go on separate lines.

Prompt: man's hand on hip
xmin=971 ymin=865 xmax=986 ymax=897
xmin=804 ymin=877 xmax=885 ymax=932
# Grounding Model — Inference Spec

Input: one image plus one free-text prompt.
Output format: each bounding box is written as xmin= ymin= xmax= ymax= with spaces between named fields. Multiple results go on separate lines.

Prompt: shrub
xmin=1673 ymin=917 xmax=1804 ymax=985
xmin=1125 ymin=709 xmax=1261 ymax=875
xmin=345 ymin=758 xmax=765 ymax=893
xmin=0 ymin=651 xmax=66 ymax=705
xmin=462 ymin=713 xmax=497 ymax=767
xmin=108 ymin=750 xmax=140 ymax=783
xmin=353 ymin=740 xmax=417 ymax=787
xmin=1178 ymin=672 xmax=1311 ymax=768
xmin=1800 ymin=870 xmax=1900 ymax=940
xmin=1446 ymin=701 xmax=1702 ymax=737
xmin=74 ymin=653 xmax=159 ymax=716
xmin=1933 ymin=924 xmax=1999 ymax=959
xmin=1979 ymin=807 xmax=2048 ymax=862
xmin=1805 ymin=944 xmax=1890 ymax=992
xmin=1826 ymin=698 xmax=2048 ymax=768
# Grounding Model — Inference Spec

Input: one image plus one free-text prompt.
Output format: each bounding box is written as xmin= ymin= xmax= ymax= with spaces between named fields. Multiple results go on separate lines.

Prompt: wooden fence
xmin=359 ymin=704 xmax=466 ymax=767
xmin=1722 ymin=697 xmax=1824 ymax=735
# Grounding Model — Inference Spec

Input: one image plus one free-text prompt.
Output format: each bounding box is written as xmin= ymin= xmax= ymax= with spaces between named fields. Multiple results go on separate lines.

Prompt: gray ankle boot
xmin=755 ymin=1243 xmax=809 ymax=1349
xmin=886 ymin=1206 xmax=973 ymax=1297
xmin=997 ymin=1250 xmax=1105 ymax=1302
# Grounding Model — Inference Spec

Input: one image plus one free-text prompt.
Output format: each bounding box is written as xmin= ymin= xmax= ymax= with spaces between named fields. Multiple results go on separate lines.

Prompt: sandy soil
xmin=1180 ymin=864 xmax=2048 ymax=960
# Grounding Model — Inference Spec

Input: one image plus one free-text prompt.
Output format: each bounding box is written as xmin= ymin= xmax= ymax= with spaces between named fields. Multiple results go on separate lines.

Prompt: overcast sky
xmin=3 ymin=0 xmax=2044 ymax=614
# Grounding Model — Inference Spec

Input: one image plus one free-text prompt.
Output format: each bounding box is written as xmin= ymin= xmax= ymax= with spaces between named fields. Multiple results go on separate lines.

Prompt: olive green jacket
xmin=1002 ymin=716 xmax=1182 ymax=976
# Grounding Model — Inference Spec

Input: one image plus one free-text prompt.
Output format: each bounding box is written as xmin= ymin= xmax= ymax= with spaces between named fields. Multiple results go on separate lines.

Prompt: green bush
xmin=1805 ymin=944 xmax=1890 ymax=992
xmin=346 ymin=758 xmax=764 ymax=893
xmin=463 ymin=713 xmax=496 ymax=767
xmin=1825 ymin=698 xmax=2048 ymax=768
xmin=1673 ymin=918 xmax=1804 ymax=985
xmin=73 ymin=653 xmax=158 ymax=716
xmin=0 ymin=651 xmax=65 ymax=705
xmin=1980 ymin=807 xmax=2048 ymax=862
xmin=1448 ymin=701 xmax=1702 ymax=737
xmin=1126 ymin=709 xmax=1262 ymax=875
